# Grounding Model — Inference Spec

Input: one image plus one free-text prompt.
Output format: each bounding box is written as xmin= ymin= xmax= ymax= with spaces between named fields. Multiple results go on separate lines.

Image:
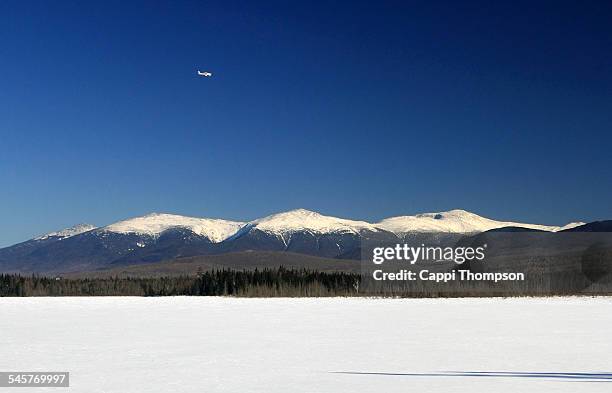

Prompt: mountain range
xmin=0 ymin=209 xmax=587 ymax=274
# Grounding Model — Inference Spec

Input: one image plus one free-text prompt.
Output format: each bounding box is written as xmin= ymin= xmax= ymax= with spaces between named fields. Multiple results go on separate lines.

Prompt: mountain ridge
xmin=0 ymin=208 xmax=590 ymax=274
xmin=30 ymin=208 xmax=583 ymax=243
xmin=377 ymin=209 xmax=584 ymax=234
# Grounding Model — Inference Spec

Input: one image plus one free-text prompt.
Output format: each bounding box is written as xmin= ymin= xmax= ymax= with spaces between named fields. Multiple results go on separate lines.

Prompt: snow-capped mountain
xmin=0 ymin=208 xmax=589 ymax=274
xmin=221 ymin=209 xmax=391 ymax=257
xmin=0 ymin=224 xmax=99 ymax=274
xmin=377 ymin=209 xmax=584 ymax=235
xmin=35 ymin=224 xmax=97 ymax=240
xmin=0 ymin=214 xmax=246 ymax=273
xmin=101 ymin=213 xmax=244 ymax=243
xmin=242 ymin=208 xmax=380 ymax=239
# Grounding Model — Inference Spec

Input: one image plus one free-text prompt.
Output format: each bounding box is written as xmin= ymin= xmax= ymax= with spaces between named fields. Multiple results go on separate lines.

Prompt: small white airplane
xmin=197 ymin=70 xmax=212 ymax=77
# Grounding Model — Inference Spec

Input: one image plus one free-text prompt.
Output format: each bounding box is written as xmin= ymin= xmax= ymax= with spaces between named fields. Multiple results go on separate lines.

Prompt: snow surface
xmin=101 ymin=213 xmax=245 ymax=243
xmin=35 ymin=224 xmax=97 ymax=240
xmin=250 ymin=208 xmax=380 ymax=235
xmin=1 ymin=297 xmax=611 ymax=393
xmin=377 ymin=209 xmax=584 ymax=234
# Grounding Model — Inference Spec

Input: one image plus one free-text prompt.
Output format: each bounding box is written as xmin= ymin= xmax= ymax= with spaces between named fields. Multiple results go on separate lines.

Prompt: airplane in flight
xmin=197 ymin=70 xmax=212 ymax=77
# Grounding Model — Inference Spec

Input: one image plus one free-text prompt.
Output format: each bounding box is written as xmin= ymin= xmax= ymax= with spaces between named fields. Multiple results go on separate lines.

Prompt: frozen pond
xmin=1 ymin=297 xmax=611 ymax=392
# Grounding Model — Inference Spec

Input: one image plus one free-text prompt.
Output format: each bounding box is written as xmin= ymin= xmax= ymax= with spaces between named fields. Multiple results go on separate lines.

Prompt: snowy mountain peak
xmin=378 ymin=210 xmax=577 ymax=234
xmin=101 ymin=213 xmax=245 ymax=243
xmin=251 ymin=209 xmax=379 ymax=235
xmin=36 ymin=224 xmax=97 ymax=241
xmin=260 ymin=209 xmax=324 ymax=220
xmin=556 ymin=221 xmax=587 ymax=231
xmin=415 ymin=209 xmax=474 ymax=219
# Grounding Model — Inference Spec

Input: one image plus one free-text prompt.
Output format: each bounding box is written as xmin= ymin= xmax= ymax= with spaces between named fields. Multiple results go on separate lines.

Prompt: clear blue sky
xmin=1 ymin=0 xmax=611 ymax=246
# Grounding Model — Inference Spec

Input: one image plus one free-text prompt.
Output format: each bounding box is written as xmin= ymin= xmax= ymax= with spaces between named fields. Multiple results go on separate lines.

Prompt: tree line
xmin=0 ymin=268 xmax=361 ymax=297
xmin=2 ymin=267 xmax=610 ymax=297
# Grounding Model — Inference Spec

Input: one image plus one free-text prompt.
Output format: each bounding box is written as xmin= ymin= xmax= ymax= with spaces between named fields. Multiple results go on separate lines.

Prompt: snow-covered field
xmin=1 ymin=297 xmax=611 ymax=393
